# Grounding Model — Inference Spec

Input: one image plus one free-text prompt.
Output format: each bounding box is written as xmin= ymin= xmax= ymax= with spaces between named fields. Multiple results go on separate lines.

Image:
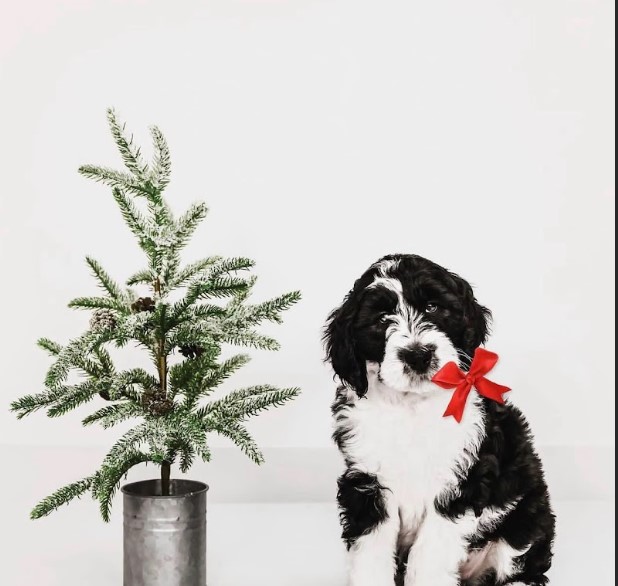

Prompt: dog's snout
xmin=399 ymin=345 xmax=435 ymax=374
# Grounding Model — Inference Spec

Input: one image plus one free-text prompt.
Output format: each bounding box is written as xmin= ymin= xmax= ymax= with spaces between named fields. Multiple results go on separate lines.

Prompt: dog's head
xmin=324 ymin=254 xmax=491 ymax=397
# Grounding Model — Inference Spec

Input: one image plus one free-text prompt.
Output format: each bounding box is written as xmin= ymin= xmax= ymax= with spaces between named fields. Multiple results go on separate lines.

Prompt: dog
xmin=324 ymin=254 xmax=555 ymax=586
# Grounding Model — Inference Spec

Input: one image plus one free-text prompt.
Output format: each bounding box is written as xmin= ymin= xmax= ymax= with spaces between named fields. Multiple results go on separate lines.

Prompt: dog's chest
xmin=339 ymin=390 xmax=484 ymax=518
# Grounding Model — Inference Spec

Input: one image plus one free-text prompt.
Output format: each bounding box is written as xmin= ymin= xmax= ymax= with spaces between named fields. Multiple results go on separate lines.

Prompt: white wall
xmin=0 ymin=0 xmax=614 ymax=455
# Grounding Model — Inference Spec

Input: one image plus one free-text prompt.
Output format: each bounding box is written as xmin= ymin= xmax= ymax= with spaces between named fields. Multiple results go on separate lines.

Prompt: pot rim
xmin=121 ymin=479 xmax=209 ymax=499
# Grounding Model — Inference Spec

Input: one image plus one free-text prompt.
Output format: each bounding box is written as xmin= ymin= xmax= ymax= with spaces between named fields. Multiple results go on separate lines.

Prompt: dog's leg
xmin=404 ymin=507 xmax=471 ymax=586
xmin=498 ymin=535 xmax=553 ymax=586
xmin=338 ymin=470 xmax=399 ymax=586
xmin=348 ymin=516 xmax=400 ymax=586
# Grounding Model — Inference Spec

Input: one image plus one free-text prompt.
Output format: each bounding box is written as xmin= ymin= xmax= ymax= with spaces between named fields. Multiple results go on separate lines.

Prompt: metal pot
xmin=122 ymin=479 xmax=208 ymax=586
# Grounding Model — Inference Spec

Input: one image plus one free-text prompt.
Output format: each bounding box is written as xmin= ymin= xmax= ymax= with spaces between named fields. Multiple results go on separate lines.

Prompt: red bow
xmin=431 ymin=348 xmax=511 ymax=423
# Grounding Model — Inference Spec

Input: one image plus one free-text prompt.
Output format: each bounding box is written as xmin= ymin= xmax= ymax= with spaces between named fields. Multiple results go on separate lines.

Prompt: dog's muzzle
xmin=398 ymin=344 xmax=436 ymax=375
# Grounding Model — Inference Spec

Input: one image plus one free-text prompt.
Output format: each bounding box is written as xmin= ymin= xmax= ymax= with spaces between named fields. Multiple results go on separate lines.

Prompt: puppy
xmin=324 ymin=254 xmax=555 ymax=586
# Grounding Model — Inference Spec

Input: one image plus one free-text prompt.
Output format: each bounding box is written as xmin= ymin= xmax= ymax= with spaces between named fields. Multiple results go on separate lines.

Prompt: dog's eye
xmin=425 ymin=303 xmax=439 ymax=314
xmin=377 ymin=314 xmax=390 ymax=324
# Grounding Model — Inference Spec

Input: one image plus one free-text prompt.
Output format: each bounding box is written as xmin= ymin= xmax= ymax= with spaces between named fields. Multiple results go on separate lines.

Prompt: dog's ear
xmin=324 ymin=290 xmax=368 ymax=397
xmin=448 ymin=270 xmax=492 ymax=355
xmin=461 ymin=281 xmax=492 ymax=354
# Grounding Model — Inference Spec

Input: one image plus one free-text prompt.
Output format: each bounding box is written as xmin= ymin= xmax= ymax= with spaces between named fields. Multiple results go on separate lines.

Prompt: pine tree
xmin=11 ymin=109 xmax=301 ymax=522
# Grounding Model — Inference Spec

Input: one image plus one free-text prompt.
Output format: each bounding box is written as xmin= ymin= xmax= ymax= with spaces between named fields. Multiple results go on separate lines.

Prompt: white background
xmin=0 ymin=2 xmax=614 ymax=585
xmin=0 ymin=0 xmax=614 ymax=453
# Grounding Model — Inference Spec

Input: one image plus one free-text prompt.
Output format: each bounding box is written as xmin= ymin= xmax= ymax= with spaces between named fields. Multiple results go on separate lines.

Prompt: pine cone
xmin=141 ymin=389 xmax=174 ymax=417
xmin=132 ymin=297 xmax=156 ymax=313
xmin=99 ymin=385 xmax=126 ymax=401
xmin=179 ymin=344 xmax=205 ymax=359
xmin=90 ymin=309 xmax=117 ymax=331
xmin=148 ymin=397 xmax=174 ymax=416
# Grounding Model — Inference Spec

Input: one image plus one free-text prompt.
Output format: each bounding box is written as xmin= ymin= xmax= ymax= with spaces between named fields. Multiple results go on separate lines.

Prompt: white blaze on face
xmin=368 ymin=277 xmax=458 ymax=394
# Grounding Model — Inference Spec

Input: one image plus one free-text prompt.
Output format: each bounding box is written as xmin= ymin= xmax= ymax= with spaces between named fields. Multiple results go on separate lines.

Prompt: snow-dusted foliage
xmin=11 ymin=110 xmax=301 ymax=521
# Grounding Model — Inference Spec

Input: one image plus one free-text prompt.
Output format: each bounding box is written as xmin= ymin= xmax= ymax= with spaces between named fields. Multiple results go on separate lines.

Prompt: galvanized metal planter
xmin=122 ymin=479 xmax=208 ymax=586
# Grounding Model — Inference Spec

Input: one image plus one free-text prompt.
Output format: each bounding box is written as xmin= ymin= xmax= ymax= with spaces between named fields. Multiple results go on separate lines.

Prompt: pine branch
xmin=68 ymin=297 xmax=123 ymax=312
xmin=111 ymin=187 xmax=157 ymax=254
xmin=172 ymin=276 xmax=250 ymax=319
xmin=102 ymin=423 xmax=147 ymax=464
xmin=10 ymin=348 xmax=117 ymax=419
xmin=108 ymin=368 xmax=159 ymax=399
xmin=207 ymin=257 xmax=256 ymax=281
xmin=209 ymin=420 xmax=264 ymax=464
xmin=10 ymin=387 xmax=67 ymax=419
xmin=228 ymin=274 xmax=258 ymax=306
xmin=197 ymin=384 xmax=293 ymax=419
xmin=78 ymin=165 xmax=152 ymax=198
xmin=169 ymin=256 xmax=222 ymax=288
xmin=82 ymin=402 xmax=143 ymax=428
xmin=105 ymin=111 xmax=173 ymax=228
xmin=106 ymin=108 xmax=149 ymax=180
xmin=171 ymin=202 xmax=208 ymax=250
xmin=166 ymin=304 xmax=227 ymax=338
xmin=37 ymin=338 xmax=63 ymax=356
xmin=211 ymin=387 xmax=300 ymax=420
xmin=217 ymin=328 xmax=281 ymax=351
xmin=30 ymin=476 xmax=96 ymax=519
xmin=126 ymin=268 xmax=156 ymax=287
xmin=46 ymin=381 xmax=100 ymax=417
xmin=95 ymin=347 xmax=115 ymax=375
xmin=102 ymin=421 xmax=163 ymax=469
xmin=44 ymin=332 xmax=100 ymax=389
xmin=95 ymin=450 xmax=158 ymax=522
xmin=178 ymin=441 xmax=195 ymax=473
xmin=155 ymin=204 xmax=208 ymax=283
xmin=41 ymin=330 xmax=125 ymax=394
xmin=161 ymin=249 xmax=181 ymax=289
xmin=192 ymin=275 xmax=252 ymax=301
xmin=182 ymin=354 xmax=251 ymax=409
xmin=188 ymin=304 xmax=228 ymax=321
xmin=172 ymin=415 xmax=211 ymax=463
xmin=85 ymin=257 xmax=125 ymax=301
xmin=107 ymin=313 xmax=158 ymax=351
xmin=239 ymin=291 xmax=302 ymax=325
xmin=172 ymin=257 xmax=254 ymax=314
xmin=169 ymin=355 xmax=217 ymax=399
xmin=167 ymin=329 xmax=220 ymax=359
xmin=119 ymin=371 xmax=147 ymax=393
xmin=149 ymin=125 xmax=171 ymax=191
xmin=200 ymin=354 xmax=251 ymax=391
xmin=170 ymin=316 xmax=280 ymax=353
xmin=11 ymin=395 xmax=46 ymax=419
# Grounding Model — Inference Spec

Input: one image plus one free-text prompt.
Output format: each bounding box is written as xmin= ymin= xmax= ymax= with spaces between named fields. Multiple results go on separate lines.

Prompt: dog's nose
xmin=400 ymin=345 xmax=434 ymax=374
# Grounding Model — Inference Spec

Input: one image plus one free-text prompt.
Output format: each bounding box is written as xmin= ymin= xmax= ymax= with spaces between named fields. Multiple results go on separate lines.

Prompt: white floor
xmin=3 ymin=499 xmax=614 ymax=585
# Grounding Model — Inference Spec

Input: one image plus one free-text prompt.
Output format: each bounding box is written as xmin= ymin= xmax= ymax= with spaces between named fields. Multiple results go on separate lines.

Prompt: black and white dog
xmin=324 ymin=254 xmax=555 ymax=586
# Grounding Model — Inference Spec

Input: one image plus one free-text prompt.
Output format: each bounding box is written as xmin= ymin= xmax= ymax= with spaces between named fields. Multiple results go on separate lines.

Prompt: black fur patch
xmin=337 ymin=469 xmax=389 ymax=550
xmin=439 ymin=399 xmax=555 ymax=584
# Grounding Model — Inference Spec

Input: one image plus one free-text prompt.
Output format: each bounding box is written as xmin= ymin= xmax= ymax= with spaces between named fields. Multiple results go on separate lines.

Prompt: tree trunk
xmin=154 ymin=276 xmax=172 ymax=497
xmin=161 ymin=460 xmax=171 ymax=496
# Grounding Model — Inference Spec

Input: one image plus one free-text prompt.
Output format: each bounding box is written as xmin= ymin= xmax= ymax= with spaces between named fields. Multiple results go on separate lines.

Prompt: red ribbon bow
xmin=431 ymin=348 xmax=511 ymax=423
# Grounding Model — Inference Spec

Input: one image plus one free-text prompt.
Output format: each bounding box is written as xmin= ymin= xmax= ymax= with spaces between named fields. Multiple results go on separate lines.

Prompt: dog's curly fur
xmin=324 ymin=254 xmax=555 ymax=586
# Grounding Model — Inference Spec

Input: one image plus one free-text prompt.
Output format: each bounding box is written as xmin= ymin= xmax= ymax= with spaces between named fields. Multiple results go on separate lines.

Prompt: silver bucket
xmin=122 ymin=479 xmax=208 ymax=586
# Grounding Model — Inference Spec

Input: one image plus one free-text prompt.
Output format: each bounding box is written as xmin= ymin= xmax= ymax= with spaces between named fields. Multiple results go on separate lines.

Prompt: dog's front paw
xmin=349 ymin=568 xmax=397 ymax=586
xmin=404 ymin=570 xmax=460 ymax=586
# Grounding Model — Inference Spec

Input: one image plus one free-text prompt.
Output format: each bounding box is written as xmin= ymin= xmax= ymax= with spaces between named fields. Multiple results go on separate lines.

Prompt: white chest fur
xmin=336 ymin=379 xmax=486 ymax=539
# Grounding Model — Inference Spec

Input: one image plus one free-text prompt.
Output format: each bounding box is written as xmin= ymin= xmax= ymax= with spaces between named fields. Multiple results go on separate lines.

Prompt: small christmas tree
xmin=11 ymin=109 xmax=301 ymax=521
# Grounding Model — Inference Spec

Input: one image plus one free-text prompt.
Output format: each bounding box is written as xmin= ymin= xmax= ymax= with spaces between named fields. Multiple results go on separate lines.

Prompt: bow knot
xmin=431 ymin=348 xmax=511 ymax=423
